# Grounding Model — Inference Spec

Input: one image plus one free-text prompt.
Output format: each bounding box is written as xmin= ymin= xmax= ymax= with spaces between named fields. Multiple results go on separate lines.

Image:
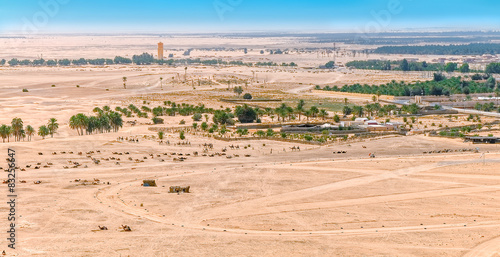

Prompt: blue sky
xmin=1 ymin=0 xmax=499 ymax=33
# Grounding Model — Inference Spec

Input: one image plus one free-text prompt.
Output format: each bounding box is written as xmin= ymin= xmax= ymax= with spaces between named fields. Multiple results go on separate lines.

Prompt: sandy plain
xmin=0 ymin=35 xmax=499 ymax=256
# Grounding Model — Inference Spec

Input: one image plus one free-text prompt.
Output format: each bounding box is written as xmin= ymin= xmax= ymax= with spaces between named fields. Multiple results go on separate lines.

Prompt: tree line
xmin=69 ymin=109 xmax=123 ymax=136
xmin=1 ymin=53 xmax=298 ymax=68
xmin=320 ymin=76 xmax=498 ymax=96
xmin=0 ymin=118 xmax=59 ymax=142
xmin=345 ymin=59 xmax=446 ymax=72
xmin=373 ymin=43 xmax=500 ymax=55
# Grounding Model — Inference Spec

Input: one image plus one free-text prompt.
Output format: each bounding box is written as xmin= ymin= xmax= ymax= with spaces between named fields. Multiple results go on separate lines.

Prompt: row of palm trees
xmin=0 ymin=118 xmax=58 ymax=143
xmin=270 ymin=101 xmax=329 ymax=122
xmin=69 ymin=111 xmax=123 ymax=135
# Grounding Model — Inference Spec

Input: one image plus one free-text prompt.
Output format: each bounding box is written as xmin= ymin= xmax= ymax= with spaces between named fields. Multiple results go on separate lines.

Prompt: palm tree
xmin=69 ymin=113 xmax=88 ymax=136
xmin=20 ymin=129 xmax=26 ymax=141
xmin=47 ymin=118 xmax=59 ymax=138
xmin=353 ymin=106 xmax=364 ymax=117
xmin=304 ymin=110 xmax=312 ymax=121
xmin=38 ymin=125 xmax=49 ymax=139
xmin=309 ymin=106 xmax=319 ymax=118
xmin=296 ymin=100 xmax=305 ymax=120
xmin=343 ymin=106 xmax=352 ymax=116
xmin=319 ymin=109 xmax=328 ymax=120
xmin=122 ymin=77 xmax=127 ymax=89
xmin=69 ymin=115 xmax=80 ymax=135
xmin=11 ymin=118 xmax=23 ymax=141
xmin=26 ymin=125 xmax=35 ymax=141
xmin=109 ymin=112 xmax=123 ymax=132
xmin=0 ymin=125 xmax=10 ymax=143
xmin=254 ymin=107 xmax=261 ymax=121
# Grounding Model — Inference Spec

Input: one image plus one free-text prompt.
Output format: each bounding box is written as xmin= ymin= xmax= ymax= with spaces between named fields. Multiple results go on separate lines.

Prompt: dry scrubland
xmin=0 ymin=35 xmax=499 ymax=256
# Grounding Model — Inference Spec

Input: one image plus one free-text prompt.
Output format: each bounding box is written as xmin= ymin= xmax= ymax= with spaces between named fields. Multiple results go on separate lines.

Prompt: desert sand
xmin=0 ymin=35 xmax=499 ymax=257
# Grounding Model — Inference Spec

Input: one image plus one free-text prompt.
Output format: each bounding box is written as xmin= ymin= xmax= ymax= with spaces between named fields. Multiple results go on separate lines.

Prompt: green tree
xmin=179 ymin=130 xmax=185 ymax=140
xmin=38 ymin=125 xmax=50 ymax=139
xmin=11 ymin=118 xmax=23 ymax=141
xmin=213 ymin=110 xmax=235 ymax=125
xmin=342 ymin=106 xmax=352 ymax=116
xmin=0 ymin=125 xmax=12 ymax=143
xmin=47 ymin=118 xmax=59 ymax=138
xmin=459 ymin=63 xmax=470 ymax=73
xmin=235 ymin=104 xmax=257 ymax=123
xmin=295 ymin=100 xmax=305 ymax=120
xmin=266 ymin=128 xmax=274 ymax=137
xmin=445 ymin=63 xmax=457 ymax=73
xmin=309 ymin=106 xmax=319 ymax=117
xmin=352 ymin=106 xmax=364 ymax=117
xmin=400 ymin=59 xmax=409 ymax=71
xmin=201 ymin=122 xmax=208 ymax=131
xmin=233 ymin=86 xmax=244 ymax=97
xmin=485 ymin=63 xmax=500 ymax=74
xmin=158 ymin=131 xmax=164 ymax=140
xmin=26 ymin=125 xmax=35 ymax=141
xmin=486 ymin=77 xmax=496 ymax=89
xmin=256 ymin=130 xmax=265 ymax=137
xmin=319 ymin=109 xmax=328 ymax=120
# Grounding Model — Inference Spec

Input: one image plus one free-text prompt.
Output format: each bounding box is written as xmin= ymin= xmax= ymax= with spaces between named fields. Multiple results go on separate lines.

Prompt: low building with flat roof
xmin=465 ymin=136 xmax=500 ymax=144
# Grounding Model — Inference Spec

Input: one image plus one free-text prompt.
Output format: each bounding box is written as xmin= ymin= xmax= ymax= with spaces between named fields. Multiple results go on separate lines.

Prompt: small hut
xmin=169 ymin=186 xmax=190 ymax=193
xmin=143 ymin=180 xmax=157 ymax=187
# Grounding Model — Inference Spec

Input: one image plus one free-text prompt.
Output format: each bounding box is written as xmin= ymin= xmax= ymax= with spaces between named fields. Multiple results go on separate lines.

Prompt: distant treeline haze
xmin=0 ymin=53 xmax=297 ymax=67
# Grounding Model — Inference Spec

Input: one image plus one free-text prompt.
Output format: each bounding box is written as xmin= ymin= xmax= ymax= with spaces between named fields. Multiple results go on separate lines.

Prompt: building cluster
xmin=281 ymin=118 xmax=402 ymax=134
xmin=340 ymin=118 xmax=402 ymax=132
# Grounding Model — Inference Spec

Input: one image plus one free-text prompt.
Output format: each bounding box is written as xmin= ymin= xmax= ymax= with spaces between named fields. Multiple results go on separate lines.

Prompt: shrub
xmin=22 ymin=89 xmax=28 ymax=92
xmin=201 ymin=122 xmax=208 ymax=131
xmin=192 ymin=113 xmax=202 ymax=121
xmin=243 ymin=93 xmax=253 ymax=100
xmin=179 ymin=119 xmax=186 ymax=125
xmin=152 ymin=117 xmax=164 ymax=124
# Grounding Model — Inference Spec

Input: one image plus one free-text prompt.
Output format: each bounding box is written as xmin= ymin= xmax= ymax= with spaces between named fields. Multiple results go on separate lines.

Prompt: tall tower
xmin=158 ymin=42 xmax=164 ymax=60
